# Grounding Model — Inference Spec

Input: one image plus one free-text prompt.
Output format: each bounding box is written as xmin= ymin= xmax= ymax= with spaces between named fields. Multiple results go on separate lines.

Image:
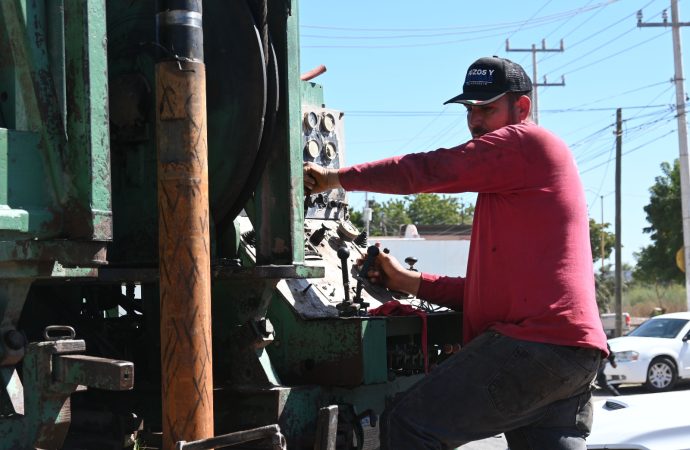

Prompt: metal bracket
xmin=314 ymin=405 xmax=338 ymax=450
xmin=176 ymin=424 xmax=286 ymax=450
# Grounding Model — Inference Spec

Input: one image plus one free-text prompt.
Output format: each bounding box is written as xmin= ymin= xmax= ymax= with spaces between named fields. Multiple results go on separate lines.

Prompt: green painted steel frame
xmin=254 ymin=0 xmax=306 ymax=266
xmin=0 ymin=0 xmax=111 ymax=242
xmin=267 ymin=291 xmax=388 ymax=387
xmin=0 ymin=2 xmax=112 ymax=446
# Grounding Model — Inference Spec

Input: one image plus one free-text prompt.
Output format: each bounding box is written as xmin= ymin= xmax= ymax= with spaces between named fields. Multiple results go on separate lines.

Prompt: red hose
xmin=301 ymin=64 xmax=327 ymax=81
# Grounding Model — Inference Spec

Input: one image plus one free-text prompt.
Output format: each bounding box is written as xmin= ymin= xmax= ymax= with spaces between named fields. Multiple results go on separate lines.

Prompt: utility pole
xmin=364 ymin=192 xmax=372 ymax=237
xmin=599 ymin=195 xmax=605 ymax=277
xmin=615 ymin=109 xmax=623 ymax=337
xmin=638 ymin=2 xmax=690 ymax=311
xmin=506 ymin=39 xmax=565 ymax=124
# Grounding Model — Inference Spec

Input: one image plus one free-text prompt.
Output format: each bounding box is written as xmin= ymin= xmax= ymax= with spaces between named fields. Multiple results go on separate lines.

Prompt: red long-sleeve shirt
xmin=339 ymin=122 xmax=607 ymax=353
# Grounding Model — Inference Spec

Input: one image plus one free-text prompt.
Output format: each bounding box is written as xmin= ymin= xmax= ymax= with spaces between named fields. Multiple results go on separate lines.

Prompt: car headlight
xmin=614 ymin=351 xmax=639 ymax=362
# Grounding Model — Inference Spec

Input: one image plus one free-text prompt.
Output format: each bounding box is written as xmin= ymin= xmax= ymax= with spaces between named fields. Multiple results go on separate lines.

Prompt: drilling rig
xmin=0 ymin=1 xmax=462 ymax=448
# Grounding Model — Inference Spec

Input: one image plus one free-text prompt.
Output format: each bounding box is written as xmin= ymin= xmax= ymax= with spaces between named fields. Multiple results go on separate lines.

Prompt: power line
xmin=497 ymin=0 xmax=554 ymax=54
xmin=541 ymin=0 xmax=659 ymax=66
xmin=561 ymin=30 xmax=668 ymax=76
xmin=300 ymin=1 xmax=617 ymax=33
xmin=579 ymin=129 xmax=676 ymax=174
xmin=542 ymin=0 xmax=596 ymax=42
xmin=301 ymin=2 xmax=618 ymax=49
xmin=546 ymin=80 xmax=670 ymax=111
xmin=344 ymin=103 xmax=672 ymax=117
xmin=576 ymin=110 xmax=677 ymax=165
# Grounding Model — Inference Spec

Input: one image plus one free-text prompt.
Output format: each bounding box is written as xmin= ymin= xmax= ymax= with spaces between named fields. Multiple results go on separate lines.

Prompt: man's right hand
xmin=303 ymin=162 xmax=340 ymax=194
xmin=359 ymin=247 xmax=422 ymax=296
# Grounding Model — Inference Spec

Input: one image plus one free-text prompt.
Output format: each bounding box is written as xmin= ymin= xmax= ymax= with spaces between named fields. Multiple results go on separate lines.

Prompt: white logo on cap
xmin=467 ymin=69 xmax=495 ymax=76
xmin=465 ymin=68 xmax=495 ymax=86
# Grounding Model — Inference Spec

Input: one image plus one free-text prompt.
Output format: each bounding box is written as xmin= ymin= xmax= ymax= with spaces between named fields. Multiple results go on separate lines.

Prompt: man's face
xmin=465 ymin=94 xmax=523 ymax=139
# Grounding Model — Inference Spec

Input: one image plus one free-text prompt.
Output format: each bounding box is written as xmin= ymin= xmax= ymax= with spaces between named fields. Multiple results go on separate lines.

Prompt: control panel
xmin=302 ymin=106 xmax=348 ymax=220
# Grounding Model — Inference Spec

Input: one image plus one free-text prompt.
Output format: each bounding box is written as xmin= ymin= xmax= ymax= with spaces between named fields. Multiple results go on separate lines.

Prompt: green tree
xmin=458 ymin=199 xmax=475 ymax=225
xmin=633 ymin=160 xmax=684 ymax=283
xmin=364 ymin=194 xmax=474 ymax=236
xmin=349 ymin=209 xmax=363 ymax=230
xmin=595 ymin=264 xmax=615 ymax=313
xmin=374 ymin=199 xmax=411 ymax=236
xmin=589 ymin=218 xmax=615 ymax=267
xmin=407 ymin=194 xmax=462 ymax=225
xmin=596 ymin=262 xmax=633 ymax=313
xmin=590 ymin=218 xmax=616 ymax=312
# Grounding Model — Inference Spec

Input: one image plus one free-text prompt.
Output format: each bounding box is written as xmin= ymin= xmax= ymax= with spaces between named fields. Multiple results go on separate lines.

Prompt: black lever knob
xmin=358 ymin=245 xmax=380 ymax=279
xmin=337 ymin=246 xmax=351 ymax=304
xmin=354 ymin=245 xmax=380 ymax=305
xmin=309 ymin=224 xmax=328 ymax=246
xmin=404 ymin=256 xmax=418 ymax=271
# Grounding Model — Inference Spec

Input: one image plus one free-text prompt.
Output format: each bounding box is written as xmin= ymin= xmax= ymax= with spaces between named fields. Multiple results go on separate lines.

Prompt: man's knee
xmin=380 ymin=403 xmax=440 ymax=450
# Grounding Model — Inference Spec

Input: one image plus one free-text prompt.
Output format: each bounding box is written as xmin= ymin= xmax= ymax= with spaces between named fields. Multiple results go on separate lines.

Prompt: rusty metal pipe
xmin=156 ymin=2 xmax=213 ymax=448
xmin=156 ymin=57 xmax=214 ymax=450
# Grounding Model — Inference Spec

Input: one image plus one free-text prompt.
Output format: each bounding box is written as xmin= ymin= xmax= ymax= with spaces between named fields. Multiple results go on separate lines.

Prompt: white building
xmin=370 ymin=224 xmax=471 ymax=277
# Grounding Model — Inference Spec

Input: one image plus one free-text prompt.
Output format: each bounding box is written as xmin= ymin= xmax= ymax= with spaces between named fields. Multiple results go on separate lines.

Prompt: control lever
xmin=352 ymin=245 xmax=379 ymax=312
xmin=336 ymin=246 xmax=358 ymax=317
xmin=337 ymin=246 xmax=351 ymax=304
xmin=309 ymin=223 xmax=328 ymax=246
xmin=404 ymin=256 xmax=418 ymax=271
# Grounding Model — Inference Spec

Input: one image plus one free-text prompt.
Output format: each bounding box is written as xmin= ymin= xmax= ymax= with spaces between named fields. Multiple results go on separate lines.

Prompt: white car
xmin=605 ymin=312 xmax=690 ymax=392
xmin=587 ymin=390 xmax=690 ymax=449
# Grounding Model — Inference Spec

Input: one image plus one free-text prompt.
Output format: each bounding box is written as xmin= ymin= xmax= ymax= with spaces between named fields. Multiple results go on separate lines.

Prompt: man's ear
xmin=516 ymin=95 xmax=531 ymax=121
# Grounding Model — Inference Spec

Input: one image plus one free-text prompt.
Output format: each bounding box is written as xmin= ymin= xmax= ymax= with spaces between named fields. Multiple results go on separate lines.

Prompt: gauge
xmin=323 ymin=142 xmax=337 ymax=160
xmin=304 ymin=111 xmax=318 ymax=131
xmin=321 ymin=112 xmax=336 ymax=133
xmin=304 ymin=139 xmax=320 ymax=159
xmin=337 ymin=221 xmax=359 ymax=241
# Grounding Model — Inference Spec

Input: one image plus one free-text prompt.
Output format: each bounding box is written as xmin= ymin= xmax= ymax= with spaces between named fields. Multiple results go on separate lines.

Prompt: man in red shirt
xmin=304 ymin=56 xmax=607 ymax=450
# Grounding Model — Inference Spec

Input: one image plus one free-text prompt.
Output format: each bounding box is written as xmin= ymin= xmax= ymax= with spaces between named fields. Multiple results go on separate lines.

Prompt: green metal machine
xmin=0 ymin=1 xmax=462 ymax=449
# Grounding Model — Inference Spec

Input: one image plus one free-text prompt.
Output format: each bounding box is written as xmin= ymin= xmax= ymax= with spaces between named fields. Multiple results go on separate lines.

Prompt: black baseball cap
xmin=444 ymin=56 xmax=532 ymax=106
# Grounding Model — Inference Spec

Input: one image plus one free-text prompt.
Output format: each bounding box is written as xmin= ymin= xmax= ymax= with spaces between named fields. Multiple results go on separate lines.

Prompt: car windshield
xmin=628 ymin=318 xmax=689 ymax=339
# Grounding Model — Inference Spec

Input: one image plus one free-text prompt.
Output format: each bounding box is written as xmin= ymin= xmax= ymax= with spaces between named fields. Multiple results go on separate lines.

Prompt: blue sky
xmin=299 ymin=0 xmax=688 ymax=267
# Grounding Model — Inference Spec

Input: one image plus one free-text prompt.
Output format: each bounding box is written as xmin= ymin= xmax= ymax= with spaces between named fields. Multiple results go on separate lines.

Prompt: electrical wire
xmin=345 ymin=104 xmax=671 ymax=117
xmin=301 ymin=2 xmax=616 ymax=49
xmin=543 ymin=4 xmax=666 ymax=77
xmin=576 ymin=109 xmax=677 ymax=166
xmin=542 ymin=0 xmax=596 ymax=42
xmin=541 ymin=0 xmax=658 ymax=65
xmin=545 ymin=80 xmax=671 ymax=112
xmin=496 ymin=0 xmax=554 ymax=55
xmin=577 ymin=110 xmax=678 ymax=167
xmin=579 ymin=129 xmax=677 ymax=175
xmin=301 ymin=1 xmax=617 ymax=33
xmin=562 ymin=30 xmax=668 ymax=77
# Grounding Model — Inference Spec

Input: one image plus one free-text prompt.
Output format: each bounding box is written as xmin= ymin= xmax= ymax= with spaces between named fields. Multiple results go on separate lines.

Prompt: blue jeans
xmin=380 ymin=330 xmax=601 ymax=449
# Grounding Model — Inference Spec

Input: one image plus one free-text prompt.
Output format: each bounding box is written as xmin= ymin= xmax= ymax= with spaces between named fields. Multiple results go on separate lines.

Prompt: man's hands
xmin=303 ymin=162 xmax=341 ymax=194
xmin=359 ymin=246 xmax=422 ymax=296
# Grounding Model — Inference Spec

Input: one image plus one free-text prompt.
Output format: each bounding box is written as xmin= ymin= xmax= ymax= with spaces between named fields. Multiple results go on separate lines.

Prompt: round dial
xmin=323 ymin=142 xmax=337 ymax=160
xmin=304 ymin=140 xmax=320 ymax=159
xmin=321 ymin=113 xmax=336 ymax=133
xmin=337 ymin=221 xmax=359 ymax=241
xmin=304 ymin=111 xmax=318 ymax=131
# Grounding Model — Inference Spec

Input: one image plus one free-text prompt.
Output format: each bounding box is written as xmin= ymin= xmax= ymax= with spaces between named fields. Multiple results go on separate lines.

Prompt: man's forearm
xmin=327 ymin=168 xmax=342 ymax=190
